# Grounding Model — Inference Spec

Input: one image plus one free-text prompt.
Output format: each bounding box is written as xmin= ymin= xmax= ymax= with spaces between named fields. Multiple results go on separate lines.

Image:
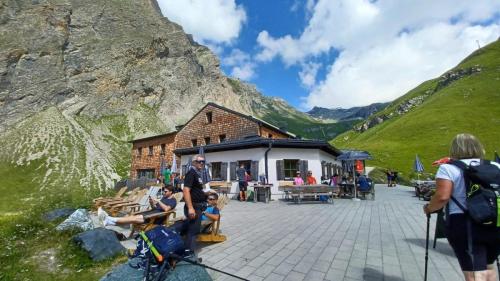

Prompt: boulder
xmin=43 ymin=208 xmax=76 ymax=222
xmin=100 ymin=258 xmax=213 ymax=281
xmin=73 ymin=228 xmax=125 ymax=261
xmin=56 ymin=209 xmax=94 ymax=232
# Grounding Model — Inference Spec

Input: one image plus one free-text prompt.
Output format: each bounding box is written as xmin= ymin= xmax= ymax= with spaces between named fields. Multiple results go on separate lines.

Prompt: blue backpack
xmin=131 ymin=226 xmax=185 ymax=263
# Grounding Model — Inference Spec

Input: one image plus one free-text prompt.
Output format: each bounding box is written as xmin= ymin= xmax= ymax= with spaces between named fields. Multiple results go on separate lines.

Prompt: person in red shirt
xmin=306 ymin=170 xmax=317 ymax=185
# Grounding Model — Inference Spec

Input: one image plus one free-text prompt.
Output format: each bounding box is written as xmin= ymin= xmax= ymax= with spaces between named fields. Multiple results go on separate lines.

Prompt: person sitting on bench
xmin=98 ymin=185 xmax=176 ymax=226
xmin=200 ymin=194 xmax=220 ymax=233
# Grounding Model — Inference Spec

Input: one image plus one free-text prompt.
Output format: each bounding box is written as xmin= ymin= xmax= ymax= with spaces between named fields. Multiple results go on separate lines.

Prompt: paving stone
xmin=285 ymin=271 xmax=306 ymax=281
xmin=311 ymin=259 xmax=331 ymax=273
xmin=325 ymin=268 xmax=346 ymax=281
xmin=253 ymin=264 xmax=276 ymax=278
xmin=262 ymin=273 xmax=285 ymax=281
xmin=304 ymin=270 xmax=326 ymax=281
xmin=272 ymin=261 xmax=295 ymax=276
xmin=201 ymin=185 xmax=462 ymax=280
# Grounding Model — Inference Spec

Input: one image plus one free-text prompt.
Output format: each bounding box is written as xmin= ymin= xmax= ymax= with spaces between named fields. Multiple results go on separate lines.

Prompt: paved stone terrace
xmin=199 ymin=184 xmax=463 ymax=281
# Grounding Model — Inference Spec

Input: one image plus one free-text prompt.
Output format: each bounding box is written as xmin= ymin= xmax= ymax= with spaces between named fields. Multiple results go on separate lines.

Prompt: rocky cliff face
xmin=0 ymin=0 xmax=312 ymax=191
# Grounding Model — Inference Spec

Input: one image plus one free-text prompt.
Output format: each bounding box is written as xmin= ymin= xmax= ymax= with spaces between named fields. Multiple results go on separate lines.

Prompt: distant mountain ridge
xmin=332 ymin=39 xmax=500 ymax=177
xmin=307 ymin=102 xmax=389 ymax=121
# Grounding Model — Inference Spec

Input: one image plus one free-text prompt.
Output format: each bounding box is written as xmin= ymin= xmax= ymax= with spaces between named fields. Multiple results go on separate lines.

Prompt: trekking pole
xmin=424 ymin=213 xmax=431 ymax=281
xmin=170 ymin=253 xmax=250 ymax=281
xmin=496 ymin=257 xmax=499 ymax=281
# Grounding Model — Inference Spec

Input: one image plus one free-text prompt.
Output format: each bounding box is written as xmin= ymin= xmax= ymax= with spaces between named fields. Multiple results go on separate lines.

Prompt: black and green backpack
xmin=451 ymin=159 xmax=500 ymax=227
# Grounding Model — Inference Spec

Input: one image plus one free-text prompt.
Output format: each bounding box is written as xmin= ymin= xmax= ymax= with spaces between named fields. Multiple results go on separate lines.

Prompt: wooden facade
xmin=130 ymin=103 xmax=294 ymax=179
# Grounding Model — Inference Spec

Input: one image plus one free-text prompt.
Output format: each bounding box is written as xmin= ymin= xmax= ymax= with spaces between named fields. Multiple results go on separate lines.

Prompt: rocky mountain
xmin=332 ymin=39 xmax=500 ymax=177
xmin=0 ymin=0 xmax=341 ymax=195
xmin=307 ymin=102 xmax=389 ymax=121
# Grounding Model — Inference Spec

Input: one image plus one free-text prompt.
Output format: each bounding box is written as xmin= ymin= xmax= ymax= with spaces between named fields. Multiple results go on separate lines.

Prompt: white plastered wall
xmin=180 ymin=147 xmax=340 ymax=199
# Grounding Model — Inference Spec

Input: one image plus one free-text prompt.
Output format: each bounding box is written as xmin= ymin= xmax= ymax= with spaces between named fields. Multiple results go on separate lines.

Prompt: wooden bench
xmin=278 ymin=181 xmax=295 ymax=200
xmin=284 ymin=184 xmax=335 ymax=204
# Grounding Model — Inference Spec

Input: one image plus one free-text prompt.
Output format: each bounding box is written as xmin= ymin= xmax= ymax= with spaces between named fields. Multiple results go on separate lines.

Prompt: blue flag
xmin=414 ymin=154 xmax=424 ymax=173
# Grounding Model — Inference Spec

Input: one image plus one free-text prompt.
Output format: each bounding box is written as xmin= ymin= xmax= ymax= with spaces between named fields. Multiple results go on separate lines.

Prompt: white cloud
xmin=290 ymin=0 xmax=300 ymax=12
xmin=223 ymin=49 xmax=257 ymax=80
xmin=299 ymin=62 xmax=321 ymax=88
xmin=157 ymin=0 xmax=247 ymax=45
xmin=255 ymin=0 xmax=500 ymax=108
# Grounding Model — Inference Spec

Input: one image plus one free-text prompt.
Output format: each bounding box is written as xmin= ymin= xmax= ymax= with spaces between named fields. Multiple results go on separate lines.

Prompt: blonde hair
xmin=449 ymin=133 xmax=485 ymax=159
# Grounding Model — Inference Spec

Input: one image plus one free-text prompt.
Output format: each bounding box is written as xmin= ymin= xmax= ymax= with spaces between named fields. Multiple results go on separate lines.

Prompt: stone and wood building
xmin=130 ymin=102 xmax=343 ymax=196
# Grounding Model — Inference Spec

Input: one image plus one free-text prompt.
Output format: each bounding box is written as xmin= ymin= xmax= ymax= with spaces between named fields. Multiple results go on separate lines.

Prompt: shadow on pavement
xmin=363 ymin=267 xmax=405 ymax=281
xmin=404 ymin=238 xmax=455 ymax=257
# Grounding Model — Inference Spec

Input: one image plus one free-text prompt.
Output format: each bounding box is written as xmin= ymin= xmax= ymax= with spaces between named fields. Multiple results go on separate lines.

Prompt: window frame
xmin=211 ymin=162 xmax=223 ymax=180
xmin=204 ymin=137 xmax=211 ymax=145
xmin=283 ymin=159 xmax=299 ymax=179
xmin=191 ymin=139 xmax=197 ymax=147
xmin=206 ymin=112 xmax=213 ymax=124
xmin=219 ymin=134 xmax=226 ymax=143
xmin=148 ymin=146 xmax=154 ymax=156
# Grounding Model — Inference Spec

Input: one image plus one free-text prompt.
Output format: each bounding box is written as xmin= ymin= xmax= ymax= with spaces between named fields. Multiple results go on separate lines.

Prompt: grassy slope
xmin=332 ymin=40 xmax=500 ymax=179
xmin=0 ymin=104 xmax=166 ymax=280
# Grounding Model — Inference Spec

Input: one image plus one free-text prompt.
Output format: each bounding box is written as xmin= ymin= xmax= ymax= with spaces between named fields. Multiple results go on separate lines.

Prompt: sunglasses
xmin=208 ymin=198 xmax=216 ymax=200
xmin=195 ymin=160 xmax=206 ymax=164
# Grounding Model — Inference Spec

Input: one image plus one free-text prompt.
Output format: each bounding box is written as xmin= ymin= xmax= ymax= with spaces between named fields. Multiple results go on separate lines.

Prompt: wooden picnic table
xmin=252 ymin=184 xmax=273 ymax=203
xmin=280 ymin=184 xmax=335 ymax=204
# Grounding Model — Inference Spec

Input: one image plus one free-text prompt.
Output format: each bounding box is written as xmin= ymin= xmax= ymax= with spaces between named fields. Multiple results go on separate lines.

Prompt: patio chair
xmin=107 ymin=186 xmax=161 ymax=216
xmin=100 ymin=188 xmax=144 ymax=210
xmin=359 ymin=180 xmax=375 ymax=200
xmin=96 ymin=187 xmax=141 ymax=208
xmin=197 ymin=194 xmax=227 ymax=243
xmin=93 ymin=187 xmax=127 ymax=206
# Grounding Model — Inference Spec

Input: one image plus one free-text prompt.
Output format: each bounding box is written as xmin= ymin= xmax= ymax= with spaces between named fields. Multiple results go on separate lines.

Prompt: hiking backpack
xmin=130 ymin=226 xmax=185 ymax=266
xmin=451 ymin=160 xmax=500 ymax=227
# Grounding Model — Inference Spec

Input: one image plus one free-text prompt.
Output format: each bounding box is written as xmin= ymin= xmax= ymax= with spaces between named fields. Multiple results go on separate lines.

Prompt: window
xmin=191 ymin=139 xmax=197 ymax=147
xmin=137 ymin=169 xmax=155 ymax=179
xmin=137 ymin=147 xmax=142 ymax=157
xmin=219 ymin=134 xmax=226 ymax=143
xmin=160 ymin=144 xmax=166 ymax=155
xmin=284 ymin=159 xmax=299 ymax=178
xmin=211 ymin=162 xmax=222 ymax=180
xmin=238 ymin=160 xmax=251 ymax=172
xmin=206 ymin=112 xmax=213 ymax=123
xmin=204 ymin=137 xmax=211 ymax=145
xmin=148 ymin=146 xmax=154 ymax=156
xmin=268 ymin=134 xmax=273 ymax=138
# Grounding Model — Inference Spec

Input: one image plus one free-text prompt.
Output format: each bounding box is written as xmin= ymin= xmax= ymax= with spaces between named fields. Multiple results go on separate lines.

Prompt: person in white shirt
xmin=423 ymin=133 xmax=500 ymax=281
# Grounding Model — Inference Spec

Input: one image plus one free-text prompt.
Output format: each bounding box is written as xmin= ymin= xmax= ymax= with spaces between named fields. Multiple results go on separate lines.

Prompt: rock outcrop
xmin=0 ymin=0 xmax=313 ymax=191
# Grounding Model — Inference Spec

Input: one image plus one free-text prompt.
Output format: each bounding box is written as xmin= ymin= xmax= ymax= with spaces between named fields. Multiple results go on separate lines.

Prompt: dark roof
xmin=174 ymin=136 xmax=341 ymax=156
xmin=129 ymin=131 xmax=177 ymax=143
xmin=180 ymin=102 xmax=296 ymax=138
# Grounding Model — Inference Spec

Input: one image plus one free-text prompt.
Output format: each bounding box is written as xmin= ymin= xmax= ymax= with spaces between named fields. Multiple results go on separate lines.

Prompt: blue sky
xmin=157 ymin=0 xmax=500 ymax=111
